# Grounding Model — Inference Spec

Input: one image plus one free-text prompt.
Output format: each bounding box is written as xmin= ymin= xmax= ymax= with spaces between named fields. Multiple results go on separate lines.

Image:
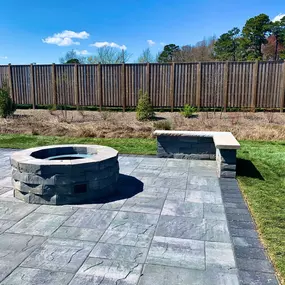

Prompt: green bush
xmin=0 ymin=81 xmax=16 ymax=118
xmin=136 ymin=90 xmax=154 ymax=121
xmin=153 ymin=119 xmax=173 ymax=130
xmin=181 ymin=104 xmax=196 ymax=118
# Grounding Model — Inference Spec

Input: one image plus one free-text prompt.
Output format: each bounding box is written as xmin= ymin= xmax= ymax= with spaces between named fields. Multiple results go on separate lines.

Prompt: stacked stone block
xmin=11 ymin=145 xmax=119 ymax=205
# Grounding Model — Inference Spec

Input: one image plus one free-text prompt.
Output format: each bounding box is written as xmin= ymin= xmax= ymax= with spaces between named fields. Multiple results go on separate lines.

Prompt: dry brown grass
xmin=0 ymin=109 xmax=285 ymax=141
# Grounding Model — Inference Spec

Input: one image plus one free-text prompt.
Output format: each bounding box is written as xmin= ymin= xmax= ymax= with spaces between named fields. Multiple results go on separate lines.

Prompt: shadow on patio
xmin=95 ymin=174 xmax=144 ymax=204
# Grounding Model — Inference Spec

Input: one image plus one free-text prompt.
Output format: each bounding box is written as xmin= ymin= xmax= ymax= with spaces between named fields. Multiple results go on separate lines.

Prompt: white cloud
xmin=42 ymin=30 xmax=90 ymax=46
xmin=75 ymin=49 xmax=90 ymax=55
xmin=160 ymin=42 xmax=165 ymax=46
xmin=90 ymin=41 xmax=127 ymax=50
xmin=43 ymin=37 xmax=80 ymax=46
xmin=272 ymin=13 xmax=285 ymax=22
xmin=55 ymin=30 xmax=89 ymax=39
xmin=0 ymin=56 xmax=8 ymax=59
xmin=147 ymin=40 xmax=155 ymax=46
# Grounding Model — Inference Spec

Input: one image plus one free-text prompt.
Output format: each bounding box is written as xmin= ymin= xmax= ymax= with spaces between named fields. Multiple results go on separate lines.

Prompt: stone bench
xmin=153 ymin=130 xmax=240 ymax=178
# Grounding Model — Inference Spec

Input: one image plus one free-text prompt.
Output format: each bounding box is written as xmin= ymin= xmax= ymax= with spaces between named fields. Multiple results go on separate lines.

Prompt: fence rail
xmin=0 ymin=62 xmax=284 ymax=111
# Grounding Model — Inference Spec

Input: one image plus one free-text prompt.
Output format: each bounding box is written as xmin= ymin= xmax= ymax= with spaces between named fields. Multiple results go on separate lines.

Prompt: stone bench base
xmin=157 ymin=135 xmax=216 ymax=160
xmin=154 ymin=131 xmax=240 ymax=179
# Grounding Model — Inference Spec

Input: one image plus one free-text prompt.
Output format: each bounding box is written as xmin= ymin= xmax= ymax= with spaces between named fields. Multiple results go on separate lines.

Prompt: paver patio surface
xmin=0 ymin=149 xmax=278 ymax=284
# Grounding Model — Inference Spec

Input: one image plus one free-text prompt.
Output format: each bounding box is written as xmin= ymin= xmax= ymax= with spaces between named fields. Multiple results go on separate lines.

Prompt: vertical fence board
xmin=97 ymin=64 xmax=102 ymax=110
xmin=196 ymin=62 xmax=201 ymax=110
xmin=30 ymin=64 xmax=35 ymax=108
xmin=170 ymin=63 xmax=175 ymax=111
xmin=51 ymin=64 xmax=57 ymax=106
xmin=223 ymin=62 xmax=229 ymax=111
xmin=121 ymin=63 xmax=126 ymax=111
xmin=280 ymin=62 xmax=285 ymax=112
xmin=74 ymin=64 xmax=79 ymax=108
xmin=146 ymin=63 xmax=150 ymax=98
xmin=7 ymin=64 xmax=14 ymax=101
xmin=251 ymin=61 xmax=259 ymax=111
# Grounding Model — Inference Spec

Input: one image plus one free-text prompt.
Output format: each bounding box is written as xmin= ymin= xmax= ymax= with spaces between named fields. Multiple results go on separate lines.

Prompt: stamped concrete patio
xmin=0 ymin=149 xmax=278 ymax=285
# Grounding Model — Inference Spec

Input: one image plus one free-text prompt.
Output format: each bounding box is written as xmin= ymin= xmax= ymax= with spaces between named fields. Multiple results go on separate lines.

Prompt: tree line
xmin=61 ymin=13 xmax=285 ymax=64
xmin=157 ymin=14 xmax=285 ymax=62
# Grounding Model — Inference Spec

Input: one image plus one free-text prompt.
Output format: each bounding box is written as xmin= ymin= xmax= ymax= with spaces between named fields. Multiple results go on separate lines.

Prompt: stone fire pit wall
xmin=10 ymin=145 xmax=119 ymax=205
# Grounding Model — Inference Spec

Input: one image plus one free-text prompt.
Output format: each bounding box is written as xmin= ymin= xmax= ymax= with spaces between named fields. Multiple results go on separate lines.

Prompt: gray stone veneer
xmin=11 ymin=145 xmax=119 ymax=205
xmin=157 ymin=136 xmax=216 ymax=160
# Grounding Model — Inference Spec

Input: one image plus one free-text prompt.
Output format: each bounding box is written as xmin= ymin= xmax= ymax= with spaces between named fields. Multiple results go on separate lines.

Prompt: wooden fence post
xmin=51 ymin=63 xmax=57 ymax=107
xmin=170 ymin=62 xmax=175 ymax=112
xmin=196 ymin=62 xmax=201 ymax=111
xmin=121 ymin=63 xmax=126 ymax=112
xmin=97 ymin=64 xmax=102 ymax=111
xmin=251 ymin=60 xmax=259 ymax=112
xmin=74 ymin=64 xmax=79 ymax=109
xmin=223 ymin=61 xmax=229 ymax=112
xmin=280 ymin=62 xmax=285 ymax=113
xmin=30 ymin=64 xmax=36 ymax=109
xmin=7 ymin=64 xmax=14 ymax=102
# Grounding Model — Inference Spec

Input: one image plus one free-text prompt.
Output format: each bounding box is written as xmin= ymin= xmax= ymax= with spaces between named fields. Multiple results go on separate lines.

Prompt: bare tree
xmin=137 ymin=48 xmax=155 ymax=63
xmin=87 ymin=47 xmax=132 ymax=64
xmin=118 ymin=49 xmax=132 ymax=63
xmin=59 ymin=50 xmax=86 ymax=64
xmin=173 ymin=37 xmax=216 ymax=62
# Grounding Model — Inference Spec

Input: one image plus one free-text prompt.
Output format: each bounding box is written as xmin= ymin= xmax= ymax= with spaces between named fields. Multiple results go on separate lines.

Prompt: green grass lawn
xmin=237 ymin=140 xmax=285 ymax=284
xmin=0 ymin=134 xmax=157 ymax=155
xmin=0 ymin=134 xmax=284 ymax=283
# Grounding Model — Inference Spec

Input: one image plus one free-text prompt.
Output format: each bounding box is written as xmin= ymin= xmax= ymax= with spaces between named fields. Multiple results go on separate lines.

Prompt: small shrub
xmin=181 ymin=104 xmax=196 ymax=118
xmin=153 ymin=119 xmax=173 ymax=130
xmin=0 ymin=81 xmax=16 ymax=118
xmin=136 ymin=90 xmax=154 ymax=121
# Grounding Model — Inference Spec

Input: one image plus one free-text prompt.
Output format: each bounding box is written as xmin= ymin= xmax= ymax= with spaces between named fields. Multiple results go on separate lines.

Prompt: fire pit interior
xmin=10 ymin=145 xmax=119 ymax=205
xmin=46 ymin=154 xmax=92 ymax=160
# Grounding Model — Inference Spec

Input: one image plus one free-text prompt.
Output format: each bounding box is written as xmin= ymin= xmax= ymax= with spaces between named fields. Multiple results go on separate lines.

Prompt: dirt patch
xmin=1 ymin=109 xmax=285 ymax=141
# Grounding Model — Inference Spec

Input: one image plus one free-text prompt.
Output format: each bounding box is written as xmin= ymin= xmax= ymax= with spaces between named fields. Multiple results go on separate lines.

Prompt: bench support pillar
xmin=216 ymin=149 xmax=237 ymax=178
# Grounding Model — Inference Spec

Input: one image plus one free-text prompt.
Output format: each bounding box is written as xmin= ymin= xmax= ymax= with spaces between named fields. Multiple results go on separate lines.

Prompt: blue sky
xmin=0 ymin=0 xmax=284 ymax=64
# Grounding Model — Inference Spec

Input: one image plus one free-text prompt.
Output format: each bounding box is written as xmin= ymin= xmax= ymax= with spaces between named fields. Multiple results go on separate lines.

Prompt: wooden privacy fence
xmin=0 ymin=61 xmax=285 ymax=111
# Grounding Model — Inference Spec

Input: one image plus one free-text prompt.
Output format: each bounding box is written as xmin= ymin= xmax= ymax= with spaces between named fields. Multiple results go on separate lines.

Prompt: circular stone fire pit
xmin=10 ymin=145 xmax=119 ymax=205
